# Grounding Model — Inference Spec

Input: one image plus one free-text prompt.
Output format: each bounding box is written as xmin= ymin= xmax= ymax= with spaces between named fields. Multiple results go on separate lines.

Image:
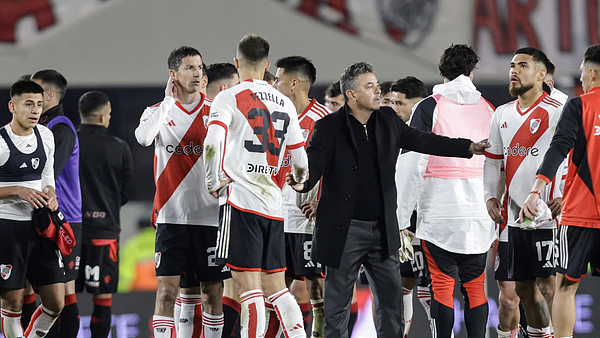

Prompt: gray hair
xmin=340 ymin=62 xmax=374 ymax=101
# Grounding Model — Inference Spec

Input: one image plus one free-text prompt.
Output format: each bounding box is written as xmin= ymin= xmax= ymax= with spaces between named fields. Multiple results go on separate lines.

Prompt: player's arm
xmin=289 ymin=119 xmax=328 ymax=193
xmin=203 ymin=93 xmax=233 ymax=198
xmin=120 ymin=140 xmax=135 ymax=206
xmin=521 ymin=98 xmax=581 ymax=220
xmin=286 ymin=114 xmax=309 ymax=184
xmin=51 ymin=123 xmax=75 ymax=177
xmin=134 ymin=79 xmax=177 ymax=147
xmin=42 ymin=128 xmax=57 ymax=210
xmin=483 ymin=111 xmax=505 ymax=224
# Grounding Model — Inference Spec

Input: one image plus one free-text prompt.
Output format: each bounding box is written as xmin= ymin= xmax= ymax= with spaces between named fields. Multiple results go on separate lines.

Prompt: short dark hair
xmin=79 ymin=91 xmax=110 ymax=121
xmin=380 ymin=81 xmax=393 ymax=96
xmin=167 ymin=46 xmax=202 ymax=71
xmin=514 ymin=47 xmax=550 ymax=71
xmin=206 ymin=63 xmax=238 ymax=85
xmin=31 ymin=69 xmax=68 ymax=101
xmin=438 ymin=44 xmax=480 ymax=81
xmin=583 ymin=45 xmax=600 ymax=66
xmin=10 ymin=80 xmax=44 ymax=99
xmin=340 ymin=62 xmax=374 ymax=101
xmin=391 ymin=76 xmax=428 ymax=99
xmin=19 ymin=74 xmax=32 ymax=81
xmin=547 ymin=60 xmax=556 ymax=76
xmin=325 ymin=81 xmax=342 ymax=98
xmin=237 ymin=34 xmax=270 ymax=64
xmin=264 ymin=70 xmax=276 ymax=83
xmin=275 ymin=56 xmax=317 ymax=85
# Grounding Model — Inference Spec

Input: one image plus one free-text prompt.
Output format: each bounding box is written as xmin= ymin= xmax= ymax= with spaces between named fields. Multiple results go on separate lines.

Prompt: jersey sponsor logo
xmin=20 ymin=162 xmax=27 ymax=169
xmin=155 ymin=252 xmax=161 ymax=269
xmin=500 ymin=121 xmax=508 ymax=128
xmin=0 ymin=264 xmax=12 ymax=280
xmin=31 ymin=157 xmax=39 ymax=169
xmin=595 ymin=126 xmax=600 ymax=136
xmin=280 ymin=153 xmax=291 ymax=168
xmin=85 ymin=265 xmax=101 ymax=287
xmin=84 ymin=211 xmax=106 ymax=218
xmin=530 ymin=118 xmax=541 ymax=134
xmin=503 ymin=143 xmax=539 ymax=157
xmin=246 ymin=163 xmax=279 ymax=175
xmin=165 ymin=142 xmax=203 ymax=155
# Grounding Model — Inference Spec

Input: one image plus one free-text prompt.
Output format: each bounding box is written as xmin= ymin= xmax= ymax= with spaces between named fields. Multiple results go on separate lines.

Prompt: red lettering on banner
xmin=0 ymin=0 xmax=56 ymax=43
xmin=558 ymin=0 xmax=572 ymax=51
xmin=588 ymin=0 xmax=600 ymax=45
xmin=474 ymin=0 xmax=510 ymax=54
xmin=296 ymin=0 xmax=357 ymax=34
xmin=507 ymin=0 xmax=540 ymax=49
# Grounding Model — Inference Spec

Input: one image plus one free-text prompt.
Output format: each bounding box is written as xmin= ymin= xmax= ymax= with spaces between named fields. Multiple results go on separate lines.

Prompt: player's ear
xmin=346 ymin=89 xmax=355 ymax=101
xmin=233 ymin=58 xmax=240 ymax=69
xmin=220 ymin=84 xmax=228 ymax=92
xmin=591 ymin=68 xmax=598 ymax=82
xmin=264 ymin=61 xmax=271 ymax=72
xmin=169 ymin=69 xmax=176 ymax=81
xmin=8 ymin=100 xmax=15 ymax=114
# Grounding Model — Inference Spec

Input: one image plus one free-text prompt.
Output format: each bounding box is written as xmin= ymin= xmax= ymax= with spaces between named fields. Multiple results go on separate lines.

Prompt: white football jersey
xmin=484 ymin=93 xmax=564 ymax=229
xmin=276 ymin=99 xmax=331 ymax=234
xmin=205 ymin=80 xmax=307 ymax=220
xmin=135 ymin=94 xmax=218 ymax=227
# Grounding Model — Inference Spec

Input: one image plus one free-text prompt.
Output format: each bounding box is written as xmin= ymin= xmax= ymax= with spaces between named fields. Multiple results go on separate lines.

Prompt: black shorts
xmin=494 ymin=241 xmax=511 ymax=281
xmin=0 ymin=219 xmax=65 ymax=289
xmin=76 ymin=239 xmax=119 ymax=294
xmin=63 ymin=223 xmax=82 ymax=281
xmin=410 ymin=243 xmax=431 ymax=287
xmin=557 ymin=225 xmax=600 ymax=282
xmin=285 ymin=233 xmax=323 ymax=278
xmin=217 ymin=204 xmax=286 ymax=272
xmin=507 ymin=226 xmax=556 ymax=281
xmin=155 ymin=223 xmax=230 ymax=282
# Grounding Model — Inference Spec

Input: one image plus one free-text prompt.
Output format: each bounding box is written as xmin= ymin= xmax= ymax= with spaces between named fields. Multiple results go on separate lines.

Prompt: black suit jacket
xmin=302 ymin=105 xmax=473 ymax=268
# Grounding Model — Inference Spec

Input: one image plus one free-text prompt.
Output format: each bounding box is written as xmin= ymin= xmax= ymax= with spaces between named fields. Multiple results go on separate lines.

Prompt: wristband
xmin=529 ymin=190 xmax=541 ymax=195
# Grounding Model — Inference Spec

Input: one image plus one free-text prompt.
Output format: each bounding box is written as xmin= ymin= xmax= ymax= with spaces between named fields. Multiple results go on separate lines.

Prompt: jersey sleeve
xmin=134 ymin=96 xmax=175 ymax=147
xmin=41 ymin=127 xmax=56 ymax=189
xmin=206 ymin=91 xmax=234 ymax=130
xmin=120 ymin=139 xmax=135 ymax=206
xmin=50 ymin=123 xmax=76 ymax=177
xmin=203 ymin=92 xmax=234 ymax=194
xmin=483 ymin=111 xmax=504 ymax=202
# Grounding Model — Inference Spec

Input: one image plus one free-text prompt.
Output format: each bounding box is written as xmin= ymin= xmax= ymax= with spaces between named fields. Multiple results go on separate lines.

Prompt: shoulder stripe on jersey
xmin=149 ymin=101 xmax=162 ymax=108
xmin=542 ymin=98 xmax=561 ymax=108
xmin=543 ymin=96 xmax=561 ymax=106
xmin=287 ymin=141 xmax=305 ymax=150
xmin=208 ymin=120 xmax=228 ymax=131
xmin=312 ymin=105 xmax=328 ymax=118
xmin=484 ymin=151 xmax=503 ymax=160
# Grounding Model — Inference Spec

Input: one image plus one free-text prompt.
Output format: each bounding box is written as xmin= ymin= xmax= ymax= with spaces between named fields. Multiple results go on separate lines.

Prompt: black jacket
xmin=301 ymin=105 xmax=473 ymax=268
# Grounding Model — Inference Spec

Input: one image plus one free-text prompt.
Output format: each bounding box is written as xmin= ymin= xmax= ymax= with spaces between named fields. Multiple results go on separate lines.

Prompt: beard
xmin=509 ymin=81 xmax=534 ymax=97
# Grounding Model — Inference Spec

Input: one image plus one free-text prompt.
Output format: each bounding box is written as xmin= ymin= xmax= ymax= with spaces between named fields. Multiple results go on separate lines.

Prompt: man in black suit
xmin=287 ymin=62 xmax=489 ymax=338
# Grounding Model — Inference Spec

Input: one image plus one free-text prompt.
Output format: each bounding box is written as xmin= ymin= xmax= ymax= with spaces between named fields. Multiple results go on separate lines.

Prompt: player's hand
xmin=520 ymin=193 xmax=540 ymax=222
xmin=14 ymin=186 xmax=48 ymax=209
xmin=286 ymin=172 xmax=304 ymax=192
xmin=486 ymin=197 xmax=505 ymax=224
xmin=300 ymin=200 xmax=318 ymax=220
xmin=211 ymin=178 xmax=233 ymax=199
xmin=469 ymin=139 xmax=491 ymax=155
xmin=43 ymin=186 xmax=58 ymax=212
xmin=547 ymin=197 xmax=562 ymax=219
xmin=165 ymin=78 xmax=178 ymax=100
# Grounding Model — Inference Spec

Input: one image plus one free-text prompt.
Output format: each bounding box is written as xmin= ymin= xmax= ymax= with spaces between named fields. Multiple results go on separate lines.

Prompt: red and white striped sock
xmin=152 ymin=315 xmax=175 ymax=338
xmin=1 ymin=308 xmax=23 ymax=338
xmin=24 ymin=305 xmax=59 ymax=338
xmin=240 ymin=290 xmax=265 ymax=338
xmin=174 ymin=297 xmax=182 ymax=338
xmin=267 ymin=288 xmax=305 ymax=338
xmin=202 ymin=312 xmax=224 ymax=338
xmin=527 ymin=325 xmax=552 ymax=338
xmin=264 ymin=300 xmax=282 ymax=338
xmin=179 ymin=294 xmax=202 ymax=338
xmin=496 ymin=326 xmax=518 ymax=338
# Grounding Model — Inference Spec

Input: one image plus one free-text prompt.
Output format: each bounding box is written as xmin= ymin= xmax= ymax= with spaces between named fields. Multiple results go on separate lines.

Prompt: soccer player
xmin=206 ymin=63 xmax=240 ymax=99
xmin=31 ymin=69 xmax=82 ymax=338
xmin=484 ymin=47 xmax=563 ymax=338
xmin=520 ymin=44 xmax=600 ymax=338
xmin=135 ymin=46 xmax=229 ymax=338
xmin=0 ymin=80 xmax=64 ymax=338
xmin=380 ymin=81 xmax=394 ymax=107
xmin=272 ymin=55 xmax=331 ymax=338
xmin=76 ymin=91 xmax=134 ymax=338
xmin=390 ymin=76 xmax=428 ymax=122
xmin=545 ymin=60 xmax=569 ymax=105
xmin=203 ymin=34 xmax=309 ymax=338
xmin=323 ymin=81 xmax=345 ymax=112
xmin=396 ymin=44 xmax=495 ymax=338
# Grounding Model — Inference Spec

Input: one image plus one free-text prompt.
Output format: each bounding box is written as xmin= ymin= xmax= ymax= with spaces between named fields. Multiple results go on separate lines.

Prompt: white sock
xmin=417 ymin=286 xmax=434 ymax=336
xmin=527 ymin=325 xmax=553 ymax=338
xmin=268 ymin=288 xmax=305 ymax=338
xmin=202 ymin=312 xmax=224 ymax=338
xmin=1 ymin=308 xmax=23 ymax=338
xmin=174 ymin=296 xmax=182 ymax=338
xmin=264 ymin=300 xmax=282 ymax=338
xmin=152 ymin=315 xmax=175 ymax=338
xmin=310 ymin=299 xmax=324 ymax=338
xmin=240 ymin=289 xmax=265 ymax=338
xmin=403 ymin=286 xmax=413 ymax=335
xmin=496 ymin=326 xmax=518 ymax=338
xmin=179 ymin=294 xmax=202 ymax=338
xmin=24 ymin=305 xmax=59 ymax=338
